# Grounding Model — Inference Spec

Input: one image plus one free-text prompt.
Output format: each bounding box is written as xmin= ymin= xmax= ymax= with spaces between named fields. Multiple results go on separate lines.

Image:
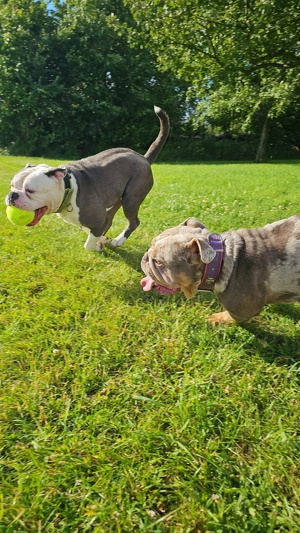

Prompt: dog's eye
xmin=154 ymin=259 xmax=164 ymax=267
xmin=26 ymin=188 xmax=34 ymax=194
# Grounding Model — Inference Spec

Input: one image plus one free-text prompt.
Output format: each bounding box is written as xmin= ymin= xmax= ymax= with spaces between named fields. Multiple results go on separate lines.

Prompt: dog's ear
xmin=187 ymin=238 xmax=216 ymax=264
xmin=44 ymin=166 xmax=67 ymax=180
xmin=181 ymin=217 xmax=207 ymax=229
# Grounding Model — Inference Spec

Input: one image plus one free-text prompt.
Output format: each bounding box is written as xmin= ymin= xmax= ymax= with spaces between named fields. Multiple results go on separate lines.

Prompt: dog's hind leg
xmin=111 ymin=169 xmax=153 ymax=247
xmin=110 ymin=193 xmax=143 ymax=247
xmin=111 ymin=216 xmax=140 ymax=247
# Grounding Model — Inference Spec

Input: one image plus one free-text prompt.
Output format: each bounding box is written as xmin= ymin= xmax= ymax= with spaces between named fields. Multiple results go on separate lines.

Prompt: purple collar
xmin=198 ymin=233 xmax=224 ymax=291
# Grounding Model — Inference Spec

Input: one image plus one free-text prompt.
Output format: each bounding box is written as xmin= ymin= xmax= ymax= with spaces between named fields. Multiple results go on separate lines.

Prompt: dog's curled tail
xmin=144 ymin=106 xmax=170 ymax=165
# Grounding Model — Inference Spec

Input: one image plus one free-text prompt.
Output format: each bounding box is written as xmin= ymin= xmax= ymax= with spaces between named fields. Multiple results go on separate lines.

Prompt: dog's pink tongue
xmin=141 ymin=276 xmax=155 ymax=292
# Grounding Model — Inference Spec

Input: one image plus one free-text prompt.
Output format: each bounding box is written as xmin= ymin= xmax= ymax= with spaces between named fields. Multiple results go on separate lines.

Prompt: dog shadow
xmin=243 ymin=304 xmax=300 ymax=366
xmin=272 ymin=303 xmax=300 ymax=323
xmin=104 ymin=244 xmax=145 ymax=272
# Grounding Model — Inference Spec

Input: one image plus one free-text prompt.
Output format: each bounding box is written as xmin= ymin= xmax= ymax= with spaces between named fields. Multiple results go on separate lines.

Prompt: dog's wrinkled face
xmin=5 ymin=163 xmax=67 ymax=226
xmin=141 ymin=219 xmax=216 ymax=298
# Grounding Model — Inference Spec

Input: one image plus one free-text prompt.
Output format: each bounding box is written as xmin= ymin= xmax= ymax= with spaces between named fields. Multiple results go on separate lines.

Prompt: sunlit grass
xmin=1 ymin=157 xmax=300 ymax=531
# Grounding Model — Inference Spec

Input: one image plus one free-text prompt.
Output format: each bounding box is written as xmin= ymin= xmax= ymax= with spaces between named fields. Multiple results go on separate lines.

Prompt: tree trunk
xmin=255 ymin=114 xmax=271 ymax=162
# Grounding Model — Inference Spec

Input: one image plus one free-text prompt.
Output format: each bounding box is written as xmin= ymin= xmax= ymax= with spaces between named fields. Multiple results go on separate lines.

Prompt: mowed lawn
xmin=1 ymin=156 xmax=300 ymax=532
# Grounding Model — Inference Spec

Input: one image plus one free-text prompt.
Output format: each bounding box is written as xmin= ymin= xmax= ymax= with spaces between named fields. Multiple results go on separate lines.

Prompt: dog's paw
xmin=84 ymin=234 xmax=111 ymax=251
xmin=111 ymin=232 xmax=127 ymax=247
xmin=95 ymin=242 xmax=105 ymax=252
xmin=95 ymin=236 xmax=111 ymax=252
xmin=207 ymin=311 xmax=235 ymax=325
xmin=98 ymin=236 xmax=112 ymax=245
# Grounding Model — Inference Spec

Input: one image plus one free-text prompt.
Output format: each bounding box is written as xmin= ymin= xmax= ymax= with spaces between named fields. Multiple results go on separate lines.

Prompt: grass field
xmin=1 ymin=156 xmax=300 ymax=532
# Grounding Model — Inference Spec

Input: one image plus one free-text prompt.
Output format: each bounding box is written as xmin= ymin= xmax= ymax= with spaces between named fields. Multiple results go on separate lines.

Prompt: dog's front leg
xmin=84 ymin=232 xmax=111 ymax=252
xmin=207 ymin=311 xmax=236 ymax=326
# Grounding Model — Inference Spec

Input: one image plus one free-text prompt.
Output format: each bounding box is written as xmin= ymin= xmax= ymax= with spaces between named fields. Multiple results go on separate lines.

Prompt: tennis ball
xmin=6 ymin=205 xmax=35 ymax=226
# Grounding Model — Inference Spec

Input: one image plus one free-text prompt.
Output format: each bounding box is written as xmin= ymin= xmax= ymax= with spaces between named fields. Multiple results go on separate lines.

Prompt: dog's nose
xmin=7 ymin=191 xmax=19 ymax=204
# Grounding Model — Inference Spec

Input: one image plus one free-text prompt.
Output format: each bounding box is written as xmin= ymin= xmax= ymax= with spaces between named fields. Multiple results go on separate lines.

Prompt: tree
xmin=0 ymin=0 xmax=56 ymax=153
xmin=126 ymin=0 xmax=300 ymax=161
xmin=0 ymin=0 xmax=186 ymax=157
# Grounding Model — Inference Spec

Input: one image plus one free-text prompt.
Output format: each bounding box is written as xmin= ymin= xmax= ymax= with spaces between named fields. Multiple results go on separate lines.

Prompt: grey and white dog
xmin=141 ymin=215 xmax=300 ymax=324
xmin=6 ymin=106 xmax=169 ymax=251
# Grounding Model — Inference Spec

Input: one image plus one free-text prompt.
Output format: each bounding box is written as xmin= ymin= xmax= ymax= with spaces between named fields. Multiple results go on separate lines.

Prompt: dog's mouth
xmin=27 ymin=206 xmax=48 ymax=226
xmin=141 ymin=276 xmax=179 ymax=295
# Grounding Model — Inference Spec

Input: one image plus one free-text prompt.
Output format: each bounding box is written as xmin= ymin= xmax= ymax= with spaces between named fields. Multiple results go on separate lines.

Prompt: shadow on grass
xmin=243 ymin=304 xmax=300 ymax=366
xmin=104 ymin=244 xmax=146 ymax=272
xmin=272 ymin=303 xmax=300 ymax=322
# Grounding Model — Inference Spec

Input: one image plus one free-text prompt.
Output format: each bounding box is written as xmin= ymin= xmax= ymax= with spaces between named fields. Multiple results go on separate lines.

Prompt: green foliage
xmin=127 ymin=0 xmax=300 ymax=158
xmin=127 ymin=0 xmax=300 ymax=105
xmin=2 ymin=157 xmax=300 ymax=530
xmin=0 ymin=0 xmax=186 ymax=158
xmin=0 ymin=0 xmax=299 ymax=160
xmin=0 ymin=0 xmax=55 ymax=153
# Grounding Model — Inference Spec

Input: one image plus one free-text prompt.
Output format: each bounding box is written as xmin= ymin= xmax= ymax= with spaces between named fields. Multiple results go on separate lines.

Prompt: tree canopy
xmin=0 ymin=0 xmax=186 ymax=157
xmin=0 ymin=0 xmax=299 ymax=160
xmin=127 ymin=0 xmax=300 ymax=161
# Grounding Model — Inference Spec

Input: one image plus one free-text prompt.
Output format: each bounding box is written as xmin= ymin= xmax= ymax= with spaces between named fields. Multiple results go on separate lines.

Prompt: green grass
xmin=1 ymin=157 xmax=300 ymax=532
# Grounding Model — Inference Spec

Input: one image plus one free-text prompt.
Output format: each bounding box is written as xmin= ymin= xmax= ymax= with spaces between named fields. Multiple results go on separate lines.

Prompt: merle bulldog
xmin=141 ymin=215 xmax=300 ymax=324
xmin=5 ymin=106 xmax=169 ymax=251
